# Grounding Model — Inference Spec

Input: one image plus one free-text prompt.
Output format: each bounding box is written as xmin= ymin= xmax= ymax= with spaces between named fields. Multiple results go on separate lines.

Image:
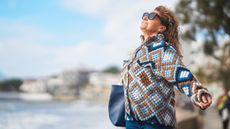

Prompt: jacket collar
xmin=140 ymin=33 xmax=164 ymax=45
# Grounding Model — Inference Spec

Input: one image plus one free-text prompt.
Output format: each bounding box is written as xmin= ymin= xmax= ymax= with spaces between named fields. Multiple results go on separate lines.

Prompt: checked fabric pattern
xmin=121 ymin=34 xmax=210 ymax=127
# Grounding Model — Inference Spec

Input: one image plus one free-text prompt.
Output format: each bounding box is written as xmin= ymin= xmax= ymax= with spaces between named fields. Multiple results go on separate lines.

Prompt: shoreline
xmin=0 ymin=92 xmax=52 ymax=101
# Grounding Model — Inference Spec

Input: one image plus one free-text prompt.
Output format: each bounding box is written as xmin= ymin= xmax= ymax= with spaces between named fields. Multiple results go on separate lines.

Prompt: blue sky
xmin=0 ymin=0 xmax=178 ymax=78
xmin=0 ymin=0 xmax=104 ymax=46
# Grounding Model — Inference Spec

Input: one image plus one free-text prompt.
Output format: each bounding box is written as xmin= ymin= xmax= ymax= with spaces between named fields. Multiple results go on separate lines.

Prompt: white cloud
xmin=0 ymin=19 xmax=55 ymax=42
xmin=54 ymin=41 xmax=126 ymax=70
xmin=59 ymin=0 xmax=110 ymax=16
xmin=1 ymin=1 xmax=180 ymax=78
xmin=0 ymin=20 xmax=126 ymax=78
xmin=59 ymin=0 xmax=178 ymax=17
xmin=0 ymin=20 xmax=58 ymax=78
xmin=59 ymin=0 xmax=179 ymax=55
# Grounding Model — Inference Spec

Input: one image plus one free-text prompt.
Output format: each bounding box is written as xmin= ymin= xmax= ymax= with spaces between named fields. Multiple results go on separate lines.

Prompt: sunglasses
xmin=142 ymin=12 xmax=168 ymax=25
xmin=142 ymin=12 xmax=160 ymax=20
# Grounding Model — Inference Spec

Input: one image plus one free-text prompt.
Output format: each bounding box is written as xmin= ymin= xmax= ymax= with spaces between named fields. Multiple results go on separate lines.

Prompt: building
xmin=20 ymin=69 xmax=90 ymax=97
xmin=20 ymin=79 xmax=48 ymax=93
xmin=81 ymin=72 xmax=120 ymax=103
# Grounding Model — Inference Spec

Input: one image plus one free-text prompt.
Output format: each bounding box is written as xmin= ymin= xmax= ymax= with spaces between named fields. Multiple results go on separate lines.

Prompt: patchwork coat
xmin=121 ymin=34 xmax=209 ymax=127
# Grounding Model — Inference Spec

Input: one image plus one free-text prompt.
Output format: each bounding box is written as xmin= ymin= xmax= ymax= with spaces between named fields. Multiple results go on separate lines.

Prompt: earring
xmin=157 ymin=33 xmax=164 ymax=39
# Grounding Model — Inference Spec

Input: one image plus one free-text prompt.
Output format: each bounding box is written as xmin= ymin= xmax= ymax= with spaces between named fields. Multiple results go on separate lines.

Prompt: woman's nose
xmin=143 ymin=16 xmax=148 ymax=20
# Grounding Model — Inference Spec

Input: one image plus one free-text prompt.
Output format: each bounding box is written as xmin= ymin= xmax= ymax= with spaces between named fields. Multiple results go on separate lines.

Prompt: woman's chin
xmin=140 ymin=25 xmax=147 ymax=31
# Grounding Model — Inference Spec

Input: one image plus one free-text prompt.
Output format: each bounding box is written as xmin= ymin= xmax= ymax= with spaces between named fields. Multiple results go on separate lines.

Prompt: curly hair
xmin=154 ymin=6 xmax=182 ymax=57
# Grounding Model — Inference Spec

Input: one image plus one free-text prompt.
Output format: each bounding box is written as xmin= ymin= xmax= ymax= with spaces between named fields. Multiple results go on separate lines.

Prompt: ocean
xmin=0 ymin=99 xmax=119 ymax=129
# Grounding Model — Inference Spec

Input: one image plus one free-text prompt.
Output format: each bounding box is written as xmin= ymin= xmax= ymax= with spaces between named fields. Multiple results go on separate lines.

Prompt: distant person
xmin=121 ymin=5 xmax=212 ymax=129
xmin=217 ymin=88 xmax=230 ymax=129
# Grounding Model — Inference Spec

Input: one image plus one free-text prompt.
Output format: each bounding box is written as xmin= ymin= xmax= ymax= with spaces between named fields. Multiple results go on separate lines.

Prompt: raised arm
xmin=148 ymin=44 xmax=212 ymax=110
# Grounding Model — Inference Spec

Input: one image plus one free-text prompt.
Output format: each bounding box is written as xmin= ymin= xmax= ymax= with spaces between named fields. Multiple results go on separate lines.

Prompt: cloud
xmin=0 ymin=19 xmax=126 ymax=78
xmin=64 ymin=0 xmax=181 ymax=69
xmin=0 ymin=1 xmax=180 ymax=78
xmin=59 ymin=0 xmax=178 ymax=17
xmin=0 ymin=40 xmax=126 ymax=78
xmin=0 ymin=19 xmax=55 ymax=42
xmin=54 ymin=41 xmax=126 ymax=70
xmin=0 ymin=19 xmax=58 ymax=78
xmin=59 ymin=0 xmax=179 ymax=55
xmin=59 ymin=0 xmax=110 ymax=16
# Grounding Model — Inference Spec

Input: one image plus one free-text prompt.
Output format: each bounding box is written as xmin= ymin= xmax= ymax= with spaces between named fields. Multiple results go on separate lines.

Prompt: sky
xmin=0 ymin=0 xmax=179 ymax=78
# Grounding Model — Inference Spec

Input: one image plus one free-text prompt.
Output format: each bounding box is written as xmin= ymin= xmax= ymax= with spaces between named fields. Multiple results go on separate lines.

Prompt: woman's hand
xmin=195 ymin=93 xmax=212 ymax=110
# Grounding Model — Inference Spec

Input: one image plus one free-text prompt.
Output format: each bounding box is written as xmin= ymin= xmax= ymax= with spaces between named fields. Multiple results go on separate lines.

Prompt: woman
xmin=121 ymin=5 xmax=212 ymax=129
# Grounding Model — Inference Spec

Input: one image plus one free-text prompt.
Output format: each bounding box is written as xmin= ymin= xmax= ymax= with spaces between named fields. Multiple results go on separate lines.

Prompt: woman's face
xmin=140 ymin=11 xmax=164 ymax=35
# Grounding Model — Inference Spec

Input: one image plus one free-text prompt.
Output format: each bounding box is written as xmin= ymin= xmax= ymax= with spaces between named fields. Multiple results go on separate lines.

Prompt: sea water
xmin=0 ymin=100 xmax=118 ymax=129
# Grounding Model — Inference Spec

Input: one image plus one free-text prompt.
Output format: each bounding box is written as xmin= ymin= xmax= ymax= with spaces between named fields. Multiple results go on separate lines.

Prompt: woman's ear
xmin=158 ymin=25 xmax=166 ymax=33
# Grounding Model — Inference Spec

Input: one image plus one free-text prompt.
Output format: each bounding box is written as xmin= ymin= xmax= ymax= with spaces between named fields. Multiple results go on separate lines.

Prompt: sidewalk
xmin=202 ymin=107 xmax=223 ymax=129
xmin=176 ymin=107 xmax=227 ymax=129
xmin=176 ymin=108 xmax=198 ymax=129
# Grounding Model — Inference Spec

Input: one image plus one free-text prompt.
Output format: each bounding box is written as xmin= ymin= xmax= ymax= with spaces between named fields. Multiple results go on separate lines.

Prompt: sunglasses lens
xmin=148 ymin=13 xmax=156 ymax=20
xmin=142 ymin=12 xmax=149 ymax=19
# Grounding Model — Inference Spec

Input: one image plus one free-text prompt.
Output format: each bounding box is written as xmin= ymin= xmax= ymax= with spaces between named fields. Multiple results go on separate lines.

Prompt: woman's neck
xmin=143 ymin=33 xmax=158 ymax=43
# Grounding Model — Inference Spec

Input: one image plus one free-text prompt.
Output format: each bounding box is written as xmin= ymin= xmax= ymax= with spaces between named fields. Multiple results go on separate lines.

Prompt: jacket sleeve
xmin=148 ymin=45 xmax=210 ymax=105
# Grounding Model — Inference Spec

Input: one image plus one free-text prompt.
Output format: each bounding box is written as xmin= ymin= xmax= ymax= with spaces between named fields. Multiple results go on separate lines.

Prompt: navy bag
xmin=108 ymin=84 xmax=125 ymax=127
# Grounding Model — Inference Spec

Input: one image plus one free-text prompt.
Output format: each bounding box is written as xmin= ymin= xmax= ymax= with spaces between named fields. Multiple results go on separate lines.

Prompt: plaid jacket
xmin=121 ymin=34 xmax=209 ymax=127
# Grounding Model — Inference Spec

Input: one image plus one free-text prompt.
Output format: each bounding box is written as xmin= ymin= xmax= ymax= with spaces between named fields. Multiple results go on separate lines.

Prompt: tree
xmin=176 ymin=0 xmax=230 ymax=90
xmin=102 ymin=66 xmax=121 ymax=74
xmin=0 ymin=79 xmax=23 ymax=91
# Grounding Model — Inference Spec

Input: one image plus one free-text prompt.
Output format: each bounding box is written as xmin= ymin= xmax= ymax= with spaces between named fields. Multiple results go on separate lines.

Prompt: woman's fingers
xmin=207 ymin=95 xmax=212 ymax=104
xmin=194 ymin=99 xmax=205 ymax=109
xmin=200 ymin=101 xmax=212 ymax=110
xmin=196 ymin=95 xmax=212 ymax=110
xmin=202 ymin=95 xmax=207 ymax=103
xmin=193 ymin=94 xmax=212 ymax=110
xmin=201 ymin=94 xmax=212 ymax=104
